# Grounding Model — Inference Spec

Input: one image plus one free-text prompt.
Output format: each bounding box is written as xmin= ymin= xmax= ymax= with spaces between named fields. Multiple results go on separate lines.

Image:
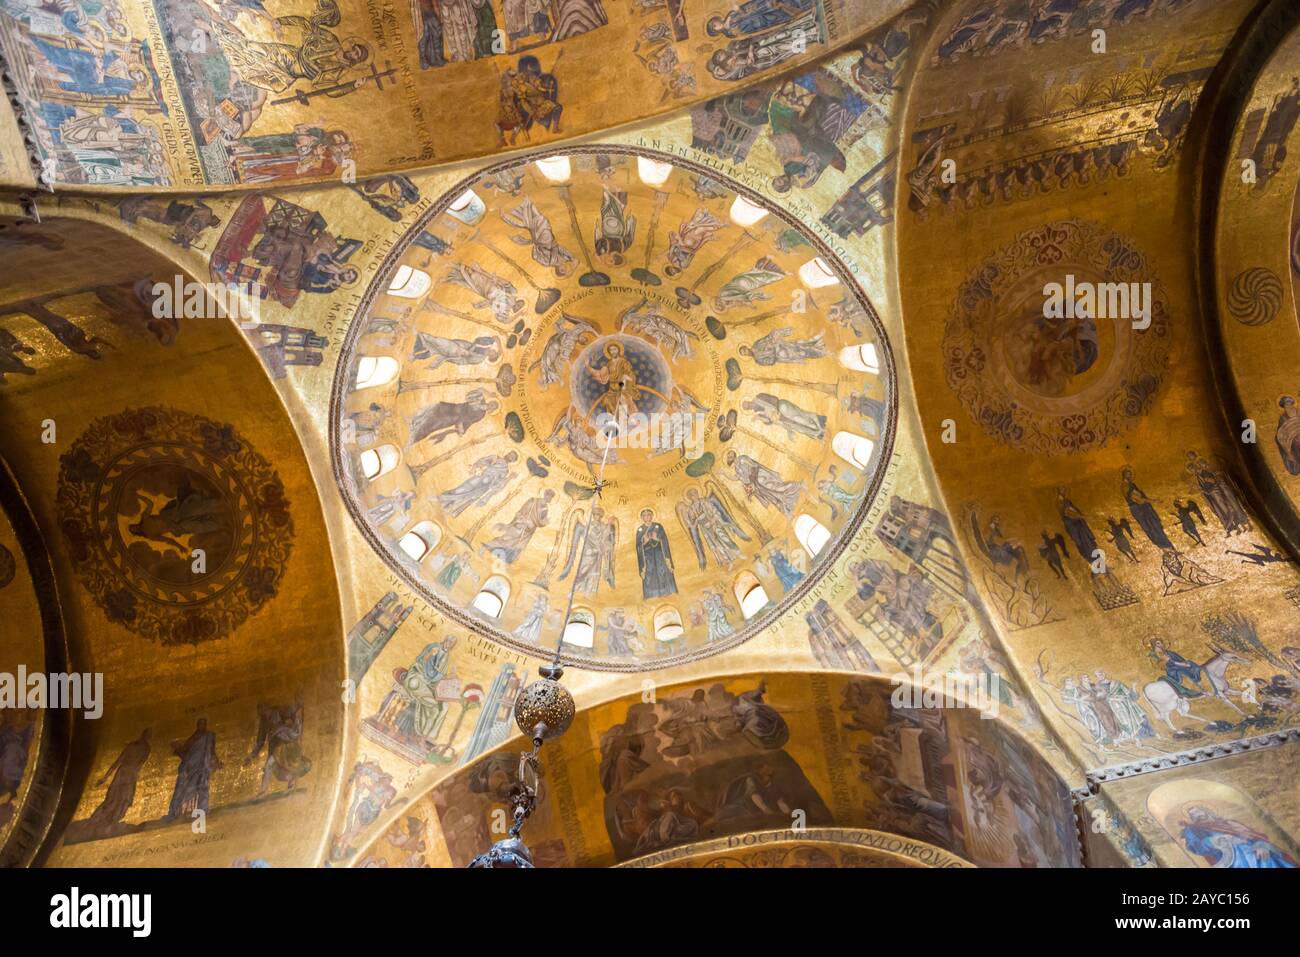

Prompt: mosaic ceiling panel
xmin=333 ymin=145 xmax=896 ymax=670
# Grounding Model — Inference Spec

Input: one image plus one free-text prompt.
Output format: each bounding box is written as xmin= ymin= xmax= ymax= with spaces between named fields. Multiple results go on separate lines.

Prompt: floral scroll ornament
xmin=56 ymin=407 xmax=294 ymax=644
xmin=943 ymin=220 xmax=1173 ymax=455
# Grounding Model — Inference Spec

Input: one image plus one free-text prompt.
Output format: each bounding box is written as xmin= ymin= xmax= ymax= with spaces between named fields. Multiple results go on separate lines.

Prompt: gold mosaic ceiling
xmin=334 ymin=146 xmax=895 ymax=669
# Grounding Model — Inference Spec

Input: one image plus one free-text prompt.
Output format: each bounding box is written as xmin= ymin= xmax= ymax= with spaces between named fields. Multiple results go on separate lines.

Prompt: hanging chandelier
xmin=468 ymin=424 xmax=617 ymax=868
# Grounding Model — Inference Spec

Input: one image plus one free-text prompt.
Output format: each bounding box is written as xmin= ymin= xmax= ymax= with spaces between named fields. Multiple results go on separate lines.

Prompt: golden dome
xmin=334 ymin=146 xmax=894 ymax=669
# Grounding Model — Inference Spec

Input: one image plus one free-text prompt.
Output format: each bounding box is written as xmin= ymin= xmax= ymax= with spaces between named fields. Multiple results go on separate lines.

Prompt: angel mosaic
xmin=616 ymin=297 xmax=698 ymax=359
xmin=676 ymin=484 xmax=750 ymax=570
xmin=530 ymin=313 xmax=598 ymax=388
xmin=557 ymin=505 xmax=618 ymax=595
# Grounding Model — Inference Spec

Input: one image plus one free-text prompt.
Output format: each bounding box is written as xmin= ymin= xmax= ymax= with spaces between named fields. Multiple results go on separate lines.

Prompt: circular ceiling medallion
xmin=57 ymin=407 xmax=294 ymax=644
xmin=332 ymin=146 xmax=895 ymax=671
xmin=943 ymin=219 xmax=1173 ymax=455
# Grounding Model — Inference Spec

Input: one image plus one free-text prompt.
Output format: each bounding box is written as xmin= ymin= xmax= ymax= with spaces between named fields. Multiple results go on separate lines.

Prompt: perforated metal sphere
xmin=468 ymin=836 xmax=534 ymax=868
xmin=514 ymin=677 xmax=575 ymax=741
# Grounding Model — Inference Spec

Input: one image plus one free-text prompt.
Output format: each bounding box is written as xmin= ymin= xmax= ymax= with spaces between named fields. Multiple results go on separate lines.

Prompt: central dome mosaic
xmin=333 ymin=146 xmax=895 ymax=669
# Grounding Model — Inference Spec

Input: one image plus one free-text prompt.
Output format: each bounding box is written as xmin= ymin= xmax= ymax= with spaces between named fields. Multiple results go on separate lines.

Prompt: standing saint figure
xmin=408 ymin=389 xmax=497 ymax=446
xmin=594 ymin=188 xmax=636 ymax=265
xmin=84 ymin=728 xmax=152 ymax=834
xmin=483 ymin=490 xmax=555 ymax=563
xmin=1179 ymin=805 xmax=1298 ymax=868
xmin=1121 ymin=467 xmax=1173 ymax=551
xmin=743 ymin=392 xmax=825 ymax=439
xmin=1276 ymin=395 xmax=1300 ymax=475
xmin=1184 ymin=451 xmax=1251 ymax=536
xmin=676 ymin=487 xmax=749 ymax=569
xmin=1056 ymin=487 xmax=1100 ymax=567
xmin=702 ymin=589 xmax=736 ymax=641
xmin=741 ymin=327 xmax=827 ymax=365
xmin=725 ymin=450 xmax=802 ymax=515
xmin=167 ymin=718 xmax=221 ymax=819
xmin=445 ymin=262 xmax=525 ymax=323
xmin=713 ymin=257 xmax=786 ymax=311
xmin=502 ymin=198 xmax=575 ymax=276
xmin=635 ymin=508 xmax=678 ymax=598
xmin=209 ymin=1 xmax=370 ymax=95
xmin=438 ymin=452 xmax=516 ymax=516
xmin=664 ymin=208 xmax=725 ymax=276
xmin=244 ymin=701 xmax=312 ymax=796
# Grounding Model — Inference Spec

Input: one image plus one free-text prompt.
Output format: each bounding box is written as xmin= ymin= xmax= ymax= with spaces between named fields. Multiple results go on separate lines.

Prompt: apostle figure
xmin=726 ymin=450 xmax=802 ymax=515
xmin=1056 ymin=487 xmax=1100 ymax=568
xmin=438 ymin=452 xmax=516 ymax=516
xmin=210 ymin=1 xmax=370 ymax=95
xmin=664 ymin=208 xmax=725 ymax=276
xmin=702 ymin=589 xmax=736 ymax=641
xmin=503 ymin=0 xmax=552 ymax=45
xmin=408 ymin=389 xmax=497 ymax=446
xmin=1180 ymin=805 xmax=1298 ymax=868
xmin=604 ymin=609 xmax=645 ymax=657
xmin=411 ymin=333 xmax=501 ymax=368
xmin=676 ymin=487 xmax=749 ymax=569
xmin=531 ymin=314 xmax=598 ymax=388
xmin=713 ymin=257 xmax=786 ymax=310
xmin=483 ymin=491 xmax=554 ymax=563
xmin=1184 ymin=451 xmax=1251 ymax=536
xmin=594 ymin=188 xmax=636 ymax=266
xmin=1121 ymin=467 xmax=1173 ymax=551
xmin=1277 ymin=395 xmax=1300 ymax=475
xmin=743 ymin=392 xmax=825 ymax=439
xmin=502 ymin=198 xmax=575 ymax=276
xmin=244 ymin=700 xmax=312 ymax=796
xmin=83 ymin=729 xmax=150 ymax=834
xmin=414 ymin=0 xmax=447 ymax=68
xmin=741 ymin=327 xmax=827 ymax=365
xmin=635 ymin=508 xmax=678 ymax=598
xmin=167 ymin=718 xmax=221 ymax=819
xmin=706 ymin=0 xmax=814 ymax=38
xmin=512 ymin=594 xmax=548 ymax=643
xmin=445 ymin=262 xmax=525 ymax=323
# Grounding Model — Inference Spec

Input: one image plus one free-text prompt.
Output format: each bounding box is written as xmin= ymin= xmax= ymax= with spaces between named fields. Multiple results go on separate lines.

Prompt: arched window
xmin=354 ymin=355 xmax=400 ymax=390
xmin=388 ymin=264 xmax=431 ymax=299
xmin=447 ymin=188 xmax=485 ymax=225
xmin=729 ymin=194 xmax=768 ymax=226
xmin=472 ymin=575 xmax=511 ymax=618
xmin=832 ymin=431 xmax=875 ymax=470
xmin=794 ymin=514 xmax=832 ymax=558
xmin=798 ymin=256 xmax=839 ymax=289
xmin=534 ymin=156 xmax=571 ymax=182
xmin=397 ymin=520 xmax=441 ymax=562
xmin=838 ymin=343 xmax=881 ymax=375
xmin=636 ymin=157 xmax=673 ymax=186
xmin=561 ymin=608 xmax=595 ymax=648
xmin=733 ymin=571 xmax=770 ymax=620
xmin=653 ymin=606 xmax=684 ymax=642
xmin=359 ymin=444 xmax=400 ymax=481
